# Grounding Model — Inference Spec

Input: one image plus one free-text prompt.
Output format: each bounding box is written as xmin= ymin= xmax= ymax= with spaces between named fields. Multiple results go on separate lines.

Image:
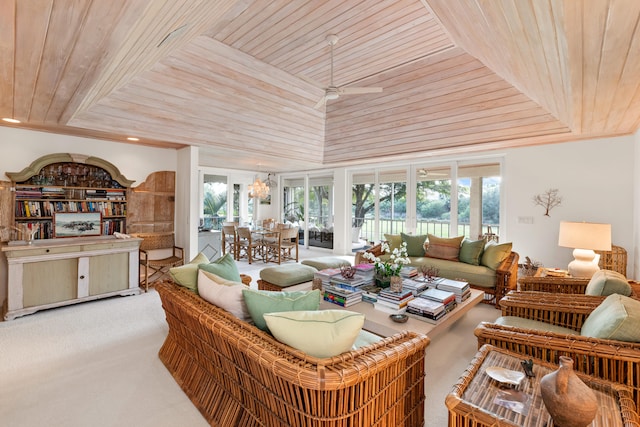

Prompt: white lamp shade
xmin=558 ymin=221 xmax=611 ymax=278
xmin=558 ymin=221 xmax=611 ymax=251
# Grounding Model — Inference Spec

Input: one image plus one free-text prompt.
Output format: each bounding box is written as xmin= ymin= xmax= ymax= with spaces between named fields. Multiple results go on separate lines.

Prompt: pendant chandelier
xmin=249 ymin=177 xmax=270 ymax=199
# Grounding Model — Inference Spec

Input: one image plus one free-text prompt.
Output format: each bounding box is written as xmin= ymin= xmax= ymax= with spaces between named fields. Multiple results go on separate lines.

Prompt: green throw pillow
xmin=263 ymin=310 xmax=365 ymax=358
xmin=581 ymin=294 xmax=640 ymax=342
xmin=199 ymin=253 xmax=242 ymax=283
xmin=480 ymin=242 xmax=512 ymax=270
xmin=585 ymin=270 xmax=631 ymax=296
xmin=241 ymin=289 xmax=321 ymax=331
xmin=425 ymin=234 xmax=464 ymax=261
xmin=383 ymin=234 xmax=402 ymax=252
xmin=401 ymin=233 xmax=427 ymax=257
xmin=169 ymin=252 xmax=209 ymax=293
xmin=459 ymin=239 xmax=485 ymax=266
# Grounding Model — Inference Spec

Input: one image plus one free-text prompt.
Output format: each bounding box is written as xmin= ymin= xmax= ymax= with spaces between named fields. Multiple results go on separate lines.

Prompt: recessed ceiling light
xmin=127 ymin=137 xmax=139 ymax=141
xmin=2 ymin=118 xmax=21 ymax=123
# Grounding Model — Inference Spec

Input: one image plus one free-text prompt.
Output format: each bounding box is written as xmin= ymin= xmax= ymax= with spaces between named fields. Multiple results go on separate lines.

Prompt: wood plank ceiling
xmin=1 ymin=0 xmax=639 ymax=172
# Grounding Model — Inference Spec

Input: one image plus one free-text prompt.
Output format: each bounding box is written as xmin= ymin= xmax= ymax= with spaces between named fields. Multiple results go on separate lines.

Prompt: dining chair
xmin=221 ymin=223 xmax=238 ymax=258
xmin=264 ymin=226 xmax=299 ymax=264
xmin=236 ymin=226 xmax=262 ymax=264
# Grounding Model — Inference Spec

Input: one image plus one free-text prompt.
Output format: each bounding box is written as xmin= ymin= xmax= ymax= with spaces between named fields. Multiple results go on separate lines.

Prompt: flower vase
xmin=390 ymin=276 xmax=403 ymax=293
xmin=539 ymin=356 xmax=597 ymax=427
xmin=375 ymin=274 xmax=391 ymax=289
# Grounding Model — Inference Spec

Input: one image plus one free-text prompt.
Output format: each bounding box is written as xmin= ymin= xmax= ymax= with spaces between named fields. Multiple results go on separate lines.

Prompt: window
xmin=202 ymin=175 xmax=227 ymax=230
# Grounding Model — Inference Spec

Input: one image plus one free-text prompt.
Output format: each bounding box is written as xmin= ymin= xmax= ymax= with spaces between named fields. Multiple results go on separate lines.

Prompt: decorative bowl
xmin=389 ymin=314 xmax=408 ymax=323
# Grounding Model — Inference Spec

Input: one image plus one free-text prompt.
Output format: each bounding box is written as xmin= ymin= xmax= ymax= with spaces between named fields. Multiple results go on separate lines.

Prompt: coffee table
xmin=447 ymin=345 xmax=639 ymax=426
xmin=320 ymin=287 xmax=484 ymax=338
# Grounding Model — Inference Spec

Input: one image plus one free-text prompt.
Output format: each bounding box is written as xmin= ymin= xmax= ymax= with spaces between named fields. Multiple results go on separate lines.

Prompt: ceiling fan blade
xmin=339 ymin=87 xmax=383 ymax=95
xmin=314 ymin=96 xmax=327 ymax=110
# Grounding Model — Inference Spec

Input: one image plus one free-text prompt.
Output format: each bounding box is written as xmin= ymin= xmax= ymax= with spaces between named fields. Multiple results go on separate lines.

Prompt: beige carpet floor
xmin=0 ymin=247 xmax=499 ymax=426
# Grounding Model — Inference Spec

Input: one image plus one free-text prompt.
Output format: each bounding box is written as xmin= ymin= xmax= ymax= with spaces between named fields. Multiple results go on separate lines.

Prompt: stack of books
xmin=313 ymin=268 xmax=342 ymax=288
xmin=354 ymin=264 xmax=375 ymax=283
xmin=435 ymin=278 xmax=471 ymax=303
xmin=418 ymin=288 xmax=457 ymax=313
xmin=400 ymin=277 xmax=429 ymax=296
xmin=400 ymin=266 xmax=418 ymax=278
xmin=358 ymin=284 xmax=382 ymax=303
xmin=374 ymin=288 xmax=414 ymax=314
xmin=322 ymin=284 xmax=362 ymax=307
xmin=329 ymin=273 xmax=367 ymax=292
xmin=406 ymin=298 xmax=447 ymax=323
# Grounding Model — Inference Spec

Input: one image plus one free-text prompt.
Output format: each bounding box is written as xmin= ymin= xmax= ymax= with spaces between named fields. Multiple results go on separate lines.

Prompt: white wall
xmin=504 ymin=135 xmax=635 ymax=277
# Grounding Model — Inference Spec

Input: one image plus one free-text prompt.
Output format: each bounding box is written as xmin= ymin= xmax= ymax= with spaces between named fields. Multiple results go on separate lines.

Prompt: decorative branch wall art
xmin=533 ymin=189 xmax=562 ymax=216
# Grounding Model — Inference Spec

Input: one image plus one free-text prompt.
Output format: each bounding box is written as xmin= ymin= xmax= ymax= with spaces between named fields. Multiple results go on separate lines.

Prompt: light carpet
xmin=0 ymin=267 xmax=499 ymax=426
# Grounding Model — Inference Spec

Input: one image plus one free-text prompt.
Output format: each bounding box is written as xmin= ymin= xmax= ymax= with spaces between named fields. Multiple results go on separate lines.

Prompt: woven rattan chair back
xmin=595 ymin=244 xmax=627 ymax=276
xmin=221 ymin=224 xmax=237 ymax=257
xmin=134 ymin=232 xmax=184 ymax=292
xmin=236 ymin=227 xmax=261 ymax=264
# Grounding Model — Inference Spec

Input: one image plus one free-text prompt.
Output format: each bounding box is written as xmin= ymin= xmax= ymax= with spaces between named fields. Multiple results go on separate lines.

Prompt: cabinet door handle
xmin=79 ymin=275 xmax=85 ymax=280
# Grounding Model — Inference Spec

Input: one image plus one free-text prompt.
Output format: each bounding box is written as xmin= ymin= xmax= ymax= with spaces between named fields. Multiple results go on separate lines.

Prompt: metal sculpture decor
xmin=340 ymin=265 xmax=357 ymax=279
xmin=420 ymin=265 xmax=439 ymax=282
xmin=533 ymin=188 xmax=562 ymax=216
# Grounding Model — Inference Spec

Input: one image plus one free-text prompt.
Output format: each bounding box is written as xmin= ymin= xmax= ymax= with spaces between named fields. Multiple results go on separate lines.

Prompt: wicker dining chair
xmin=221 ymin=223 xmax=237 ymax=258
xmin=135 ymin=232 xmax=184 ymax=292
xmin=235 ymin=227 xmax=262 ymax=264
xmin=264 ymin=226 xmax=299 ymax=264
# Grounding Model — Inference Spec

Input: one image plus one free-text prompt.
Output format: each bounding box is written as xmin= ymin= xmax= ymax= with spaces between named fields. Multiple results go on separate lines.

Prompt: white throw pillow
xmin=197 ymin=270 xmax=253 ymax=323
xmin=263 ymin=310 xmax=364 ymax=358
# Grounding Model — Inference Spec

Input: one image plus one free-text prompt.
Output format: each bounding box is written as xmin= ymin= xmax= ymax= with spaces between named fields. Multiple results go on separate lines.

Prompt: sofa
xmin=356 ymin=233 xmax=519 ymax=307
xmin=155 ymin=280 xmax=430 ymax=426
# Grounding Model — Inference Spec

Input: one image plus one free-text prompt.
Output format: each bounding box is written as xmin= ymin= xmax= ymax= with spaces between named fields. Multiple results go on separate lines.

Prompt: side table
xmin=446 ymin=345 xmax=639 ymax=427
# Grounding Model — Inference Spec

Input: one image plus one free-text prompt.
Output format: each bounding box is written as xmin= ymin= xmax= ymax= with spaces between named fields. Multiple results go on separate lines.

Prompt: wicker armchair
xmin=134 ymin=232 xmax=184 ymax=291
xmin=519 ymin=274 xmax=640 ymax=298
xmin=474 ymin=291 xmax=640 ymax=409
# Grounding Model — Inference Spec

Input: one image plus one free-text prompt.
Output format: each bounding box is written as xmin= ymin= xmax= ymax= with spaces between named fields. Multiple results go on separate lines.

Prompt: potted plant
xmin=363 ymin=241 xmax=410 ymax=290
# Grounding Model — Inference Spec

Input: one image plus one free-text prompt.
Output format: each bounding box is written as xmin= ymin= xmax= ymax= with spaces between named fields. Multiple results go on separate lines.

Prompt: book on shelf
xmin=379 ymin=288 xmax=414 ymax=300
xmin=372 ymin=301 xmax=407 ymax=315
xmin=405 ymin=309 xmax=447 ymax=324
xmin=407 ymin=297 xmax=445 ymax=316
xmin=400 ymin=266 xmax=418 ymax=278
xmin=323 ymin=290 xmax=362 ymax=307
xmin=400 ymin=278 xmax=428 ymax=295
xmin=418 ymin=288 xmax=456 ymax=305
xmin=434 ymin=278 xmax=471 ymax=303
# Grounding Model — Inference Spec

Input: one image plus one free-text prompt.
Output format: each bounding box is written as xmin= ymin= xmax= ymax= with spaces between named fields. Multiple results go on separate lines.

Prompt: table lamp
xmin=558 ymin=221 xmax=611 ymax=278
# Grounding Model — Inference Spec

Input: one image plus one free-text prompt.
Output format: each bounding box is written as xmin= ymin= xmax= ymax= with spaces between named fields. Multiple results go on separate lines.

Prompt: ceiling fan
xmin=314 ymin=34 xmax=383 ymax=109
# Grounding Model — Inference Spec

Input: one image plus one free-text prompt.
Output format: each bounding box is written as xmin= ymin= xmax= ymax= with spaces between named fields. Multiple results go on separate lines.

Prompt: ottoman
xmin=301 ymin=256 xmax=351 ymax=270
xmin=258 ymin=263 xmax=317 ymax=291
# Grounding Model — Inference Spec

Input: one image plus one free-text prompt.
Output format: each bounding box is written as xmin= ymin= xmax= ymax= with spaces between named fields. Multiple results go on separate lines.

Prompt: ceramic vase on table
xmin=389 ymin=276 xmax=403 ymax=293
xmin=539 ymin=356 xmax=597 ymax=427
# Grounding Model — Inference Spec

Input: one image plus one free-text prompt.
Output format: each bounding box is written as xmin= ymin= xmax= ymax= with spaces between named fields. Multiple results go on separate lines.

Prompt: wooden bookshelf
xmin=6 ymin=153 xmax=134 ymax=241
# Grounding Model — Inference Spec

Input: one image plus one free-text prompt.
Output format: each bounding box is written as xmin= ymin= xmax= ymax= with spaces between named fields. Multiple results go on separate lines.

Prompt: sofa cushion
xmin=481 ymin=242 xmax=512 ymax=270
xmin=259 ymin=263 xmax=317 ymax=287
xmin=384 ymin=234 xmax=403 ymax=252
xmin=197 ymin=270 xmax=253 ymax=323
xmin=401 ymin=233 xmax=427 ymax=257
xmin=425 ymin=234 xmax=464 ymax=261
xmin=169 ymin=252 xmax=209 ymax=293
xmin=242 ymin=289 xmax=321 ymax=331
xmin=302 ymin=257 xmax=351 ymax=270
xmin=199 ymin=253 xmax=242 ymax=283
xmin=585 ymin=269 xmax=631 ymax=297
xmin=581 ymin=294 xmax=640 ymax=342
xmin=495 ymin=316 xmax=579 ymax=335
xmin=459 ymin=239 xmax=485 ymax=266
xmin=264 ymin=309 xmax=365 ymax=358
xmin=414 ymin=257 xmax=496 ymax=288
